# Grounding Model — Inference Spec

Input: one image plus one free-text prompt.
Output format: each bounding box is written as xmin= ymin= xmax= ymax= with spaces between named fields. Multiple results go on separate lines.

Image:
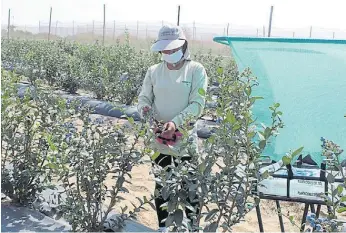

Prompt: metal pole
xmin=7 ymin=9 xmax=10 ymax=39
xmin=48 ymin=7 xmax=52 ymax=40
xmin=73 ymin=21 xmax=75 ymax=36
xmin=257 ymin=28 xmax=259 ymax=37
xmin=268 ymin=5 xmax=274 ymax=37
xmin=103 ymin=4 xmax=106 ymax=45
xmin=333 ymin=32 xmax=335 ymax=39
xmin=136 ymin=21 xmax=139 ymax=39
xmin=293 ymin=32 xmax=295 ymax=38
xmin=263 ymin=26 xmax=265 ymax=37
xmin=177 ymin=5 xmax=180 ymax=26
xmin=227 ymin=23 xmax=229 ymax=36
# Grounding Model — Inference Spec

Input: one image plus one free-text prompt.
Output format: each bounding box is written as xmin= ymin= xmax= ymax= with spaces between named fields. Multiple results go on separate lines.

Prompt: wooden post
xmin=7 ymin=9 xmax=10 ymax=39
xmin=177 ymin=5 xmax=180 ymax=26
xmin=227 ymin=23 xmax=230 ymax=36
xmin=48 ymin=7 xmax=52 ymax=41
xmin=309 ymin=26 xmax=312 ymax=38
xmin=102 ymin=4 xmax=106 ymax=45
xmin=268 ymin=5 xmax=274 ymax=37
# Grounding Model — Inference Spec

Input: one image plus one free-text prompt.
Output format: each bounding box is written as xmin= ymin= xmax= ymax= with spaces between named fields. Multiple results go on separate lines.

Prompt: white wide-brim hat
xmin=151 ymin=24 xmax=187 ymax=52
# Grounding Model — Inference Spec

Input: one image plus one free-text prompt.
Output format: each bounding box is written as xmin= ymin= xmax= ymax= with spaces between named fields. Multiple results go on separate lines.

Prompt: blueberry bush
xmin=1 ymin=37 xmax=234 ymax=107
xmin=1 ymin=69 xmax=154 ymax=231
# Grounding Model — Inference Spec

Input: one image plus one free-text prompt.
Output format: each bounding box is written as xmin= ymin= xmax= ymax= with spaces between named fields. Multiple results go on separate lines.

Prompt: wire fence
xmin=3 ymin=20 xmax=346 ymax=40
xmin=2 ymin=7 xmax=346 ymax=55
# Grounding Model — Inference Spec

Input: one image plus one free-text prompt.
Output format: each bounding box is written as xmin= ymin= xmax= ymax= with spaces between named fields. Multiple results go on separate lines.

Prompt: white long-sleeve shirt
xmin=137 ymin=60 xmax=208 ymax=156
xmin=138 ymin=60 xmax=208 ymax=126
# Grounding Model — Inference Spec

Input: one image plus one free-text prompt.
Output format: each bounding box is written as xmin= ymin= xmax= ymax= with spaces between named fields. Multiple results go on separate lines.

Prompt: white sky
xmin=1 ymin=0 xmax=346 ymax=30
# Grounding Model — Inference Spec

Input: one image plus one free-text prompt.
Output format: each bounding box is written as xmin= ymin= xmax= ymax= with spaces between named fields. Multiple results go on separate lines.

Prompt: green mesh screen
xmin=213 ymin=37 xmax=346 ymax=165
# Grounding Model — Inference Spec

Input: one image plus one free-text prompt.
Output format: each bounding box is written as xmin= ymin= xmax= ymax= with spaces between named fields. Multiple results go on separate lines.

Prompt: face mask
xmin=161 ymin=49 xmax=183 ymax=64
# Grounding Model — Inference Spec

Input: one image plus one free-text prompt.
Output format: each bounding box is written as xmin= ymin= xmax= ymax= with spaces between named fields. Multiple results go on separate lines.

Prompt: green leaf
xmin=257 ymin=132 xmax=265 ymax=141
xmin=174 ymin=209 xmax=183 ymax=226
xmin=226 ymin=111 xmax=236 ymax=124
xmin=274 ymin=103 xmax=280 ymax=108
xmin=233 ymin=123 xmax=241 ymax=131
xmin=165 ymin=214 xmax=174 ymax=227
xmin=46 ymin=163 xmax=58 ymax=169
xmin=259 ymin=140 xmax=266 ymax=150
xmin=337 ymin=207 xmax=346 ymax=213
xmin=204 ymin=222 xmax=218 ymax=232
xmin=264 ymin=127 xmax=272 ymax=139
xmin=199 ymin=162 xmax=206 ymax=173
xmin=205 ymin=209 xmax=218 ymax=222
xmin=216 ymin=67 xmax=223 ymax=75
xmin=250 ymin=96 xmax=264 ymax=104
xmin=339 ymin=195 xmax=346 ymax=202
xmin=291 ymin=147 xmax=304 ymax=158
xmin=337 ymin=185 xmax=343 ymax=195
xmin=282 ymin=155 xmax=291 ymax=165
xmin=245 ymin=87 xmax=251 ymax=96
xmin=151 ymin=151 xmax=160 ymax=161
xmin=261 ymin=170 xmax=270 ymax=179
xmin=143 ymin=196 xmax=148 ymax=203
xmin=289 ymin=216 xmax=295 ymax=224
xmin=198 ymin=88 xmax=206 ymax=97
xmin=47 ymin=135 xmax=57 ymax=151
xmin=162 ymin=186 xmax=170 ymax=201
xmin=327 ymin=173 xmax=335 ymax=183
xmin=116 ymin=176 xmax=125 ymax=188
xmin=128 ymin=117 xmax=134 ymax=125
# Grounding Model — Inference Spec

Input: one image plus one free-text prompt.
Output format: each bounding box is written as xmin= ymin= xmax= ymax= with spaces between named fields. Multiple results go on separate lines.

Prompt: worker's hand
xmin=160 ymin=121 xmax=176 ymax=139
xmin=142 ymin=106 xmax=151 ymax=116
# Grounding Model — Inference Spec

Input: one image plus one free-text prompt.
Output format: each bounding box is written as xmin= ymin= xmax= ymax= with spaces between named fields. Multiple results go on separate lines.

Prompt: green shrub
xmin=1 ymin=69 xmax=71 ymax=204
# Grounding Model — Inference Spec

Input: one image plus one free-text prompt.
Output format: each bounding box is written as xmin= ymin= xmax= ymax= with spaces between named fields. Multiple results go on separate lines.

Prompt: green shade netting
xmin=213 ymin=37 xmax=346 ymax=165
